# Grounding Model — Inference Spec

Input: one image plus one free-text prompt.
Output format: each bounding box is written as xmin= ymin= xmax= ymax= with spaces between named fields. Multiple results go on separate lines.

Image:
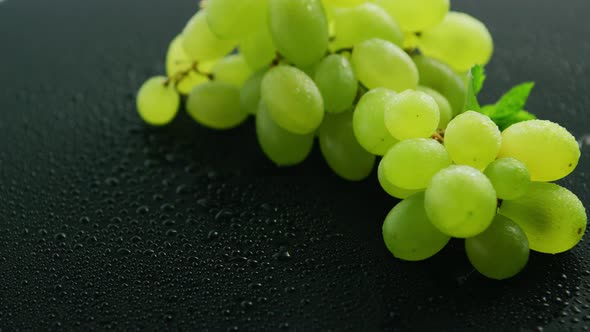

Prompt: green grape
xmin=351 ymin=38 xmax=418 ymax=91
xmin=353 ymin=88 xmax=399 ymax=155
xmin=417 ymin=86 xmax=452 ymax=129
xmin=212 ymin=54 xmax=253 ymax=87
xmin=240 ymin=26 xmax=277 ymax=70
xmin=182 ymin=11 xmax=237 ymax=61
xmin=382 ymin=193 xmax=451 ymax=261
xmin=319 ymin=112 xmax=376 ymax=181
xmin=418 ymin=12 xmax=493 ymax=72
xmin=260 ymin=65 xmax=324 ymax=135
xmin=377 ymin=162 xmax=420 ymax=199
xmin=425 ymin=165 xmax=497 ymax=238
xmin=499 ymin=182 xmax=587 ymax=254
xmin=384 ymin=90 xmax=440 ymax=140
xmin=484 ymin=158 xmax=531 ymax=200
xmin=165 ymin=35 xmax=212 ymax=95
xmin=372 ymin=0 xmax=449 ymax=32
xmin=268 ymin=0 xmax=329 ymax=67
xmin=136 ymin=77 xmax=180 ymax=126
xmin=240 ymin=69 xmax=266 ymax=115
xmin=465 ymin=215 xmax=529 ymax=280
xmin=314 ymin=54 xmax=358 ymax=114
xmin=381 ymin=138 xmax=451 ymax=190
xmin=186 ymin=81 xmax=248 ymax=129
xmin=412 ymin=55 xmax=467 ymax=115
xmin=331 ymin=3 xmax=403 ymax=50
xmin=206 ymin=0 xmax=267 ymax=39
xmin=498 ymin=120 xmax=580 ymax=182
xmin=256 ymin=103 xmax=315 ymax=166
xmin=444 ymin=111 xmax=501 ymax=170
xmin=323 ymin=0 xmax=367 ymax=7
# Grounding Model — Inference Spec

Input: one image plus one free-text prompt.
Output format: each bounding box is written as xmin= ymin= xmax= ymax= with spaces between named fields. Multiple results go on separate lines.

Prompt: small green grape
xmin=353 ymin=88 xmax=399 ymax=156
xmin=206 ymin=0 xmax=267 ymax=39
xmin=382 ymin=193 xmax=451 ymax=261
xmin=240 ymin=69 xmax=267 ymax=115
xmin=384 ymin=90 xmax=440 ymax=140
xmin=136 ymin=76 xmax=180 ymax=126
xmin=380 ymin=138 xmax=451 ymax=190
xmin=182 ymin=11 xmax=236 ymax=61
xmin=417 ymin=86 xmax=452 ymax=129
xmin=418 ymin=12 xmax=493 ymax=72
xmin=261 ymin=65 xmax=325 ymax=135
xmin=256 ymin=103 xmax=315 ymax=166
xmin=484 ymin=158 xmax=531 ymax=200
xmin=268 ymin=0 xmax=329 ymax=67
xmin=212 ymin=54 xmax=253 ymax=87
xmin=425 ymin=165 xmax=497 ymax=238
xmin=314 ymin=54 xmax=358 ymax=114
xmin=444 ymin=111 xmax=502 ymax=170
xmin=499 ymin=182 xmax=587 ymax=254
xmin=319 ymin=112 xmax=376 ymax=181
xmin=498 ymin=120 xmax=580 ymax=182
xmin=465 ymin=215 xmax=530 ymax=280
xmin=240 ymin=26 xmax=277 ymax=70
xmin=331 ymin=3 xmax=403 ymax=50
xmin=351 ymin=38 xmax=418 ymax=91
xmin=186 ymin=81 xmax=247 ymax=129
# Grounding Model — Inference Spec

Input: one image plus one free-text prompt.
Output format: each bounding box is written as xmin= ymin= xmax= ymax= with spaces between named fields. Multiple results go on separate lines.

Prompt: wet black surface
xmin=0 ymin=0 xmax=589 ymax=330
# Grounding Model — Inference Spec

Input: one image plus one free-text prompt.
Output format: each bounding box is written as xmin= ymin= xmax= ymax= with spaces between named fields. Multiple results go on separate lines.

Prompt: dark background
xmin=0 ymin=0 xmax=589 ymax=330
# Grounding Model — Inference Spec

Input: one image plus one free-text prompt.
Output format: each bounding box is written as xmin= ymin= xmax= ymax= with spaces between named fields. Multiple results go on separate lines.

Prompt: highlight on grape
xmin=135 ymin=0 xmax=587 ymax=280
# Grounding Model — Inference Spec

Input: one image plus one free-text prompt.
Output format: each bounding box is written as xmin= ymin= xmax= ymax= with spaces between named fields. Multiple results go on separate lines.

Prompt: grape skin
xmin=372 ymin=0 xmax=450 ymax=32
xmin=384 ymin=90 xmax=440 ymax=140
xmin=186 ymin=81 xmax=248 ymax=130
xmin=483 ymin=158 xmax=531 ymax=200
xmin=377 ymin=162 xmax=420 ymax=199
xmin=417 ymin=86 xmax=452 ymax=129
xmin=136 ymin=76 xmax=180 ymax=126
xmin=353 ymin=88 xmax=399 ymax=156
xmin=314 ymin=54 xmax=358 ymax=114
xmin=182 ymin=11 xmax=236 ymax=62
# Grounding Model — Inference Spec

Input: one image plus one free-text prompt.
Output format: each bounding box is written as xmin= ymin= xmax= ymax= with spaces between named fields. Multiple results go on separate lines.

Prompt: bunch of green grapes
xmin=134 ymin=0 xmax=587 ymax=280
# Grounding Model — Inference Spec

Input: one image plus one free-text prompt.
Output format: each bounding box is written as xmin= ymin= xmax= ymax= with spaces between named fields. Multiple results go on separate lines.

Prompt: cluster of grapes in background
xmin=135 ymin=0 xmax=587 ymax=280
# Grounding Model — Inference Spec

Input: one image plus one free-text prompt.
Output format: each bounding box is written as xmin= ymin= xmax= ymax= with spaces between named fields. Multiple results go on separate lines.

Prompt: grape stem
xmin=332 ymin=47 xmax=353 ymax=55
xmin=431 ymin=129 xmax=445 ymax=143
xmin=270 ymin=52 xmax=285 ymax=67
xmin=163 ymin=61 xmax=214 ymax=87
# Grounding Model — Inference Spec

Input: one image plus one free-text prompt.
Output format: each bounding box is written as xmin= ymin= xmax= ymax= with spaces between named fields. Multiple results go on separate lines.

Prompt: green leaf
xmin=493 ymin=110 xmax=537 ymax=131
xmin=466 ymin=65 xmax=486 ymax=111
xmin=471 ymin=65 xmax=486 ymax=95
xmin=493 ymin=82 xmax=535 ymax=119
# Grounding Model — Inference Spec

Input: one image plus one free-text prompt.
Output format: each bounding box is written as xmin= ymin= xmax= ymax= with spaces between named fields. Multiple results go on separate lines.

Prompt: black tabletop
xmin=1 ymin=0 xmax=589 ymax=331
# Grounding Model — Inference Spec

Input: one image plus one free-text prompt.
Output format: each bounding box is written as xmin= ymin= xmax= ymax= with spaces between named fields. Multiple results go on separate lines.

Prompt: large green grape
xmin=484 ymin=158 xmax=530 ymax=200
xmin=256 ymin=103 xmax=315 ymax=166
xmin=319 ymin=112 xmax=376 ymax=181
xmin=380 ymin=138 xmax=451 ymax=190
xmin=444 ymin=111 xmax=502 ymax=170
xmin=377 ymin=162 xmax=420 ymax=199
xmin=425 ymin=165 xmax=497 ymax=238
xmin=465 ymin=215 xmax=529 ymax=280
xmin=240 ymin=26 xmax=276 ymax=71
xmin=498 ymin=120 xmax=580 ymax=182
xmin=331 ymin=3 xmax=403 ymax=50
xmin=500 ymin=182 xmax=587 ymax=254
xmin=314 ymin=54 xmax=358 ymax=114
xmin=418 ymin=12 xmax=493 ymax=72
xmin=417 ymin=86 xmax=452 ymax=129
xmin=382 ymin=193 xmax=451 ymax=261
xmin=351 ymin=38 xmax=418 ymax=91
xmin=240 ymin=69 xmax=267 ymax=115
xmin=206 ymin=0 xmax=267 ymax=39
xmin=261 ymin=66 xmax=324 ymax=135
xmin=372 ymin=0 xmax=449 ymax=32
xmin=186 ymin=81 xmax=248 ymax=129
xmin=136 ymin=76 xmax=180 ymax=126
xmin=212 ymin=54 xmax=253 ymax=88
xmin=352 ymin=88 xmax=399 ymax=155
xmin=412 ymin=55 xmax=467 ymax=115
xmin=384 ymin=90 xmax=440 ymax=140
xmin=182 ymin=11 xmax=236 ymax=61
xmin=268 ymin=0 xmax=329 ymax=67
